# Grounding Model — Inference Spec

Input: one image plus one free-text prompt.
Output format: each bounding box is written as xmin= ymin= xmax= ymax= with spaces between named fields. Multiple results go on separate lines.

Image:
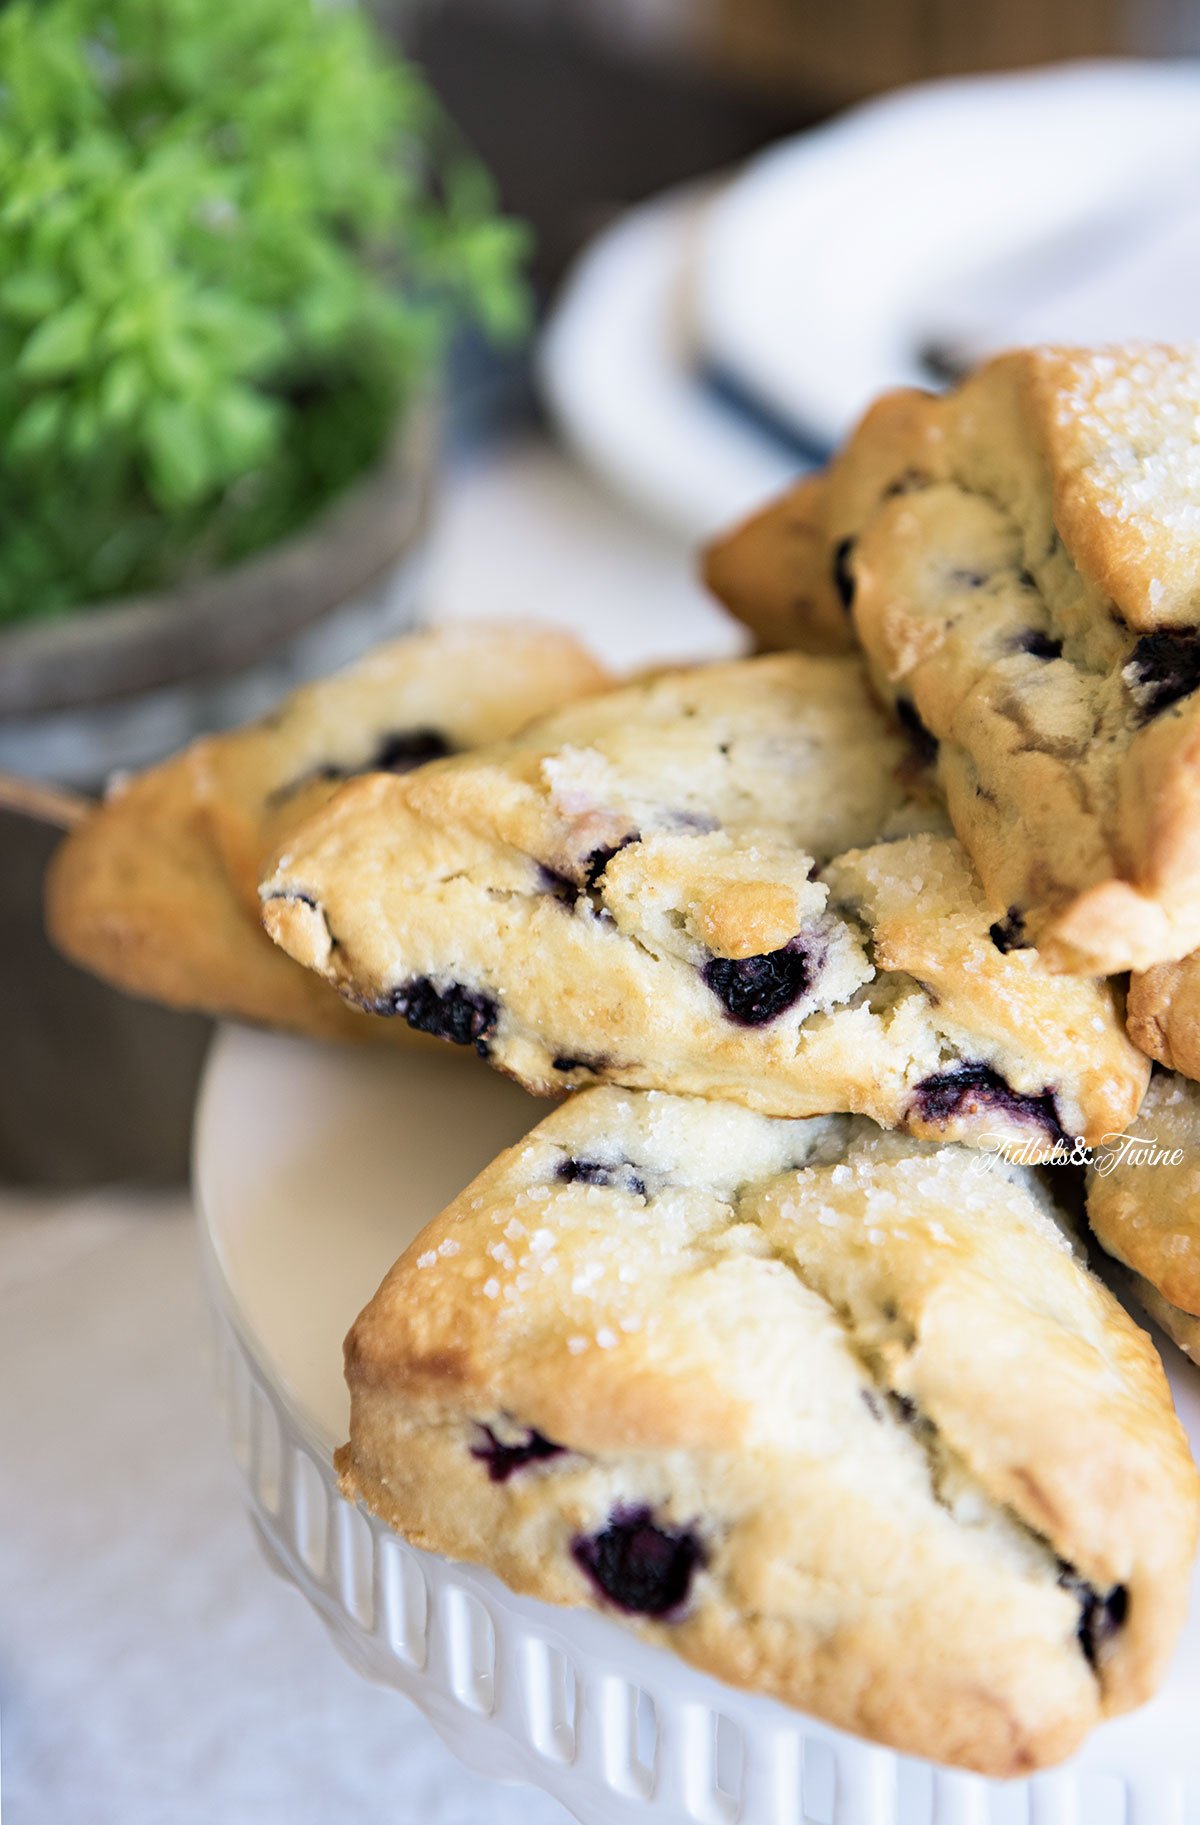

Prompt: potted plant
xmin=0 ymin=0 xmax=528 ymax=725
xmin=0 ymin=0 xmax=528 ymax=1186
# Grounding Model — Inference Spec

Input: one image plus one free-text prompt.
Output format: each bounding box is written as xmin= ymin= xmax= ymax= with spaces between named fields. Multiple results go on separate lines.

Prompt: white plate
xmin=195 ymin=1024 xmax=1200 ymax=1825
xmin=695 ymin=60 xmax=1200 ymax=451
xmin=539 ymin=187 xmax=800 ymax=545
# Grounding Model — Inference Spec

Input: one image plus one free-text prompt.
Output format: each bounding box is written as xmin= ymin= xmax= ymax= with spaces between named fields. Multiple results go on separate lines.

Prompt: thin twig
xmin=0 ymin=772 xmax=92 ymax=830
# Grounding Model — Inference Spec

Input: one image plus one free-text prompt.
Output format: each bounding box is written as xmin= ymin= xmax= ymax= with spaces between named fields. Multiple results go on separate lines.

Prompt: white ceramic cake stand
xmin=194 ymin=1025 xmax=1200 ymax=1825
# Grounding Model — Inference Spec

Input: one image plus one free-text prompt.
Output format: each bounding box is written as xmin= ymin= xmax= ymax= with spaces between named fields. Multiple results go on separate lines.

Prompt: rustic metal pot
xmin=0 ymin=407 xmax=434 ymax=1186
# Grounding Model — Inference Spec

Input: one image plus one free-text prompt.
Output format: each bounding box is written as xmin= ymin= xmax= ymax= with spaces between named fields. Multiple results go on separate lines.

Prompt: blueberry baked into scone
xmin=704 ymin=345 xmax=1200 ymax=977
xmin=261 ymin=652 xmax=1147 ymax=1145
xmin=1086 ymin=1069 xmax=1200 ymax=1365
xmin=336 ymin=1086 xmax=1199 ymax=1776
xmin=46 ymin=624 xmax=608 ymax=1040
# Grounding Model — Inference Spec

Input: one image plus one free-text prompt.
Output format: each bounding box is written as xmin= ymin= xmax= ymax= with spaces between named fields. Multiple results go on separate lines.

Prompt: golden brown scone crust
xmin=46 ymin=624 xmax=609 ymax=1038
xmin=1128 ymin=955 xmax=1200 ymax=1080
xmin=701 ymin=473 xmax=854 ymax=655
xmin=1125 ymin=1274 xmax=1200 ymax=1368
xmin=261 ymin=653 xmax=1147 ymax=1143
xmin=705 ymin=345 xmax=1200 ymax=975
xmin=1086 ymin=1069 xmax=1200 ymax=1316
xmin=339 ymin=1087 xmax=1199 ymax=1776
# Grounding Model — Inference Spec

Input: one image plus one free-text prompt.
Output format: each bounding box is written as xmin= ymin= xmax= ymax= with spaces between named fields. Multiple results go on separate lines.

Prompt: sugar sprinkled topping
xmin=1051 ymin=347 xmax=1200 ymax=615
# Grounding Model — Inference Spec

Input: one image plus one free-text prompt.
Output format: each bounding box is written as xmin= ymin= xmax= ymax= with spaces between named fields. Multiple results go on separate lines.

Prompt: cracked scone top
xmin=46 ymin=624 xmax=608 ymax=1040
xmin=337 ymin=1086 xmax=1199 ymax=1775
xmin=704 ymin=345 xmax=1200 ymax=975
xmin=261 ymin=653 xmax=1147 ymax=1144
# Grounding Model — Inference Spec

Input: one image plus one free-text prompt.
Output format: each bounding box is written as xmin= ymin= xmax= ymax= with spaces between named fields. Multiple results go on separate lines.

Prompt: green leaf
xmin=142 ymin=397 xmax=213 ymax=508
xmin=0 ymin=269 xmax=66 ymax=322
xmin=208 ymin=384 xmax=279 ymax=472
xmin=98 ymin=355 xmax=145 ymax=424
xmin=16 ymin=298 xmax=97 ymax=379
xmin=10 ymin=392 xmax=66 ymax=457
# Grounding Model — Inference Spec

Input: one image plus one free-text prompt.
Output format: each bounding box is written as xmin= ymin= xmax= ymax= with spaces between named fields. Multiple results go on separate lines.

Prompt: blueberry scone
xmin=701 ymin=472 xmax=854 ymax=656
xmin=337 ymin=1086 xmax=1198 ymax=1775
xmin=1086 ymin=1068 xmax=1200 ymax=1364
xmin=262 ymin=653 xmax=1147 ymax=1144
xmin=1128 ymin=955 xmax=1200 ymax=1082
xmin=705 ymin=345 xmax=1200 ymax=976
xmin=46 ymin=624 xmax=608 ymax=1040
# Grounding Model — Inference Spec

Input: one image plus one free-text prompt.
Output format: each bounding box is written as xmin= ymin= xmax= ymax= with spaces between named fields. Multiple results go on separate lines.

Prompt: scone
xmin=262 ymin=653 xmax=1148 ymax=1144
xmin=1086 ymin=1068 xmax=1200 ymax=1362
xmin=700 ymin=472 xmax=854 ymax=656
xmin=337 ymin=1086 xmax=1199 ymax=1776
xmin=704 ymin=345 xmax=1200 ymax=976
xmin=1128 ymin=955 xmax=1200 ymax=1081
xmin=46 ymin=624 xmax=609 ymax=1039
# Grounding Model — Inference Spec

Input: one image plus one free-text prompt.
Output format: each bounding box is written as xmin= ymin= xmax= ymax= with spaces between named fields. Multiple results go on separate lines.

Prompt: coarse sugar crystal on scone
xmin=705 ymin=345 xmax=1200 ymax=976
xmin=337 ymin=1085 xmax=1199 ymax=1776
xmin=261 ymin=652 xmax=1147 ymax=1146
xmin=46 ymin=623 xmax=609 ymax=1039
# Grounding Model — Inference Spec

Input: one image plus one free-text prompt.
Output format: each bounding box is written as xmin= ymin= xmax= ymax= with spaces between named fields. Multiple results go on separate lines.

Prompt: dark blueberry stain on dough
xmin=557 ymin=1157 xmax=646 ymax=1197
xmin=471 ymin=1423 xmax=565 ymax=1483
xmin=552 ymin=1054 xmax=603 ymax=1075
xmin=1058 ymin=1564 xmax=1129 ymax=1671
xmin=387 ymin=978 xmax=498 ymax=1053
xmin=585 ymin=835 xmax=640 ymax=889
xmin=267 ymin=887 xmax=319 ymax=910
xmin=1127 ymin=630 xmax=1200 ymax=721
xmin=272 ymin=728 xmax=455 ymax=800
xmin=538 ymin=865 xmax=580 ymax=906
xmin=896 ymin=698 xmax=938 ymax=765
xmin=1014 ymin=630 xmax=1063 ymax=660
xmin=949 ymin=568 xmax=989 ymax=589
xmin=370 ymin=728 xmax=454 ymax=773
xmin=832 ymin=536 xmax=856 ymax=612
xmin=912 ymin=1062 xmax=1066 ymax=1144
xmin=989 ymin=907 xmax=1030 ymax=952
xmin=572 ymin=1507 xmax=704 ymax=1617
xmin=703 ymin=937 xmax=812 ymax=1026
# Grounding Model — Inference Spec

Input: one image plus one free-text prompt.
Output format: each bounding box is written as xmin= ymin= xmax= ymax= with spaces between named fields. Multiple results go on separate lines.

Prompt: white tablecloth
xmin=0 ymin=437 xmax=744 ymax=1824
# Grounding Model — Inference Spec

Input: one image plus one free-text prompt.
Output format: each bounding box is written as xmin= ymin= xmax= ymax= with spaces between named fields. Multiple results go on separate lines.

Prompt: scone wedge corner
xmin=261 ymin=652 xmax=1148 ymax=1146
xmin=700 ymin=471 xmax=855 ymax=656
xmin=46 ymin=623 xmax=609 ymax=1040
xmin=1128 ymin=954 xmax=1200 ymax=1082
xmin=705 ymin=344 xmax=1200 ymax=976
xmin=1086 ymin=1068 xmax=1200 ymax=1350
xmin=336 ymin=1087 xmax=1199 ymax=1776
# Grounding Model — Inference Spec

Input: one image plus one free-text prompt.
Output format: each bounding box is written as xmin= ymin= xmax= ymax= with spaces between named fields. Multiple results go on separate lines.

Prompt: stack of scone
xmin=49 ymin=345 xmax=1200 ymax=1777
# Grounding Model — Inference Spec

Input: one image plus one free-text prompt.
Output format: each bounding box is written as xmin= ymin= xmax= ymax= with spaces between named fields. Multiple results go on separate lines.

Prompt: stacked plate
xmin=542 ymin=59 xmax=1200 ymax=540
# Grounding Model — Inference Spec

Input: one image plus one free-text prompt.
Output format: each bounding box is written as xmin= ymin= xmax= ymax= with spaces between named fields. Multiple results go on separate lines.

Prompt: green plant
xmin=0 ymin=0 xmax=529 ymax=624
